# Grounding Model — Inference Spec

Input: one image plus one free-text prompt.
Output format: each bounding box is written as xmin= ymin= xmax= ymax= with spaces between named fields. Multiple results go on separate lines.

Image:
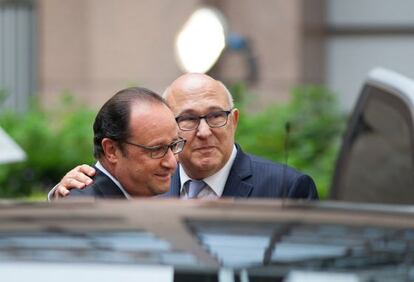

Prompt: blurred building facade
xmin=1 ymin=0 xmax=414 ymax=112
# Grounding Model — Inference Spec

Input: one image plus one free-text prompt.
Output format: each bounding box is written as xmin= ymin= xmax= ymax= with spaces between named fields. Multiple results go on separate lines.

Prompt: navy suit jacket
xmin=67 ymin=167 xmax=127 ymax=199
xmin=163 ymin=144 xmax=318 ymax=199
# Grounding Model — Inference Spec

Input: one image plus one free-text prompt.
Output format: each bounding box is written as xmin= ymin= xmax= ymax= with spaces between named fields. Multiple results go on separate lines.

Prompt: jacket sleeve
xmin=288 ymin=174 xmax=319 ymax=200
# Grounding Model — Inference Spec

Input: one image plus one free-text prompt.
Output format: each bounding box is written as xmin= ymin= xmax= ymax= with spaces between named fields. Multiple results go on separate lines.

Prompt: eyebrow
xmin=177 ymin=106 xmax=225 ymax=116
xmin=147 ymin=137 xmax=181 ymax=147
xmin=127 ymin=135 xmax=180 ymax=148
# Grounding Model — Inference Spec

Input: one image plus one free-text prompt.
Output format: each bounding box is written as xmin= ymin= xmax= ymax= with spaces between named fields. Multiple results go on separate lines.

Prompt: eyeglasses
xmin=123 ymin=138 xmax=186 ymax=159
xmin=175 ymin=109 xmax=233 ymax=131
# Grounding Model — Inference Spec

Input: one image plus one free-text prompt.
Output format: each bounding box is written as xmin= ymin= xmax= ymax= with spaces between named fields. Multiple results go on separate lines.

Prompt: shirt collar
xmin=95 ymin=161 xmax=132 ymax=199
xmin=179 ymin=145 xmax=238 ymax=197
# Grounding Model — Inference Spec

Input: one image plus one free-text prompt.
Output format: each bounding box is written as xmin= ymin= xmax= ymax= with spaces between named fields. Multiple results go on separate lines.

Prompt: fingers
xmin=78 ymin=164 xmax=96 ymax=177
xmin=52 ymin=164 xmax=96 ymax=199
xmin=64 ymin=164 xmax=95 ymax=186
xmin=53 ymin=184 xmax=71 ymax=199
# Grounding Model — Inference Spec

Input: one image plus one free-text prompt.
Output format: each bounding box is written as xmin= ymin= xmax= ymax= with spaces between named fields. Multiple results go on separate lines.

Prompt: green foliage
xmin=0 ymin=94 xmax=96 ymax=198
xmin=0 ymin=85 xmax=345 ymax=199
xmin=235 ymin=85 xmax=347 ymax=198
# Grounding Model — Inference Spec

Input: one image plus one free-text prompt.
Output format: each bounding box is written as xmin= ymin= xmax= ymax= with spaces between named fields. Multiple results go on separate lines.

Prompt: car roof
xmin=1 ymin=199 xmax=414 ymax=280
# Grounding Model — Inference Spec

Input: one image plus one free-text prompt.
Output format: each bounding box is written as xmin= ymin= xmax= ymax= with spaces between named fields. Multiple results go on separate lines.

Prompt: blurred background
xmin=1 ymin=0 xmax=414 ymax=199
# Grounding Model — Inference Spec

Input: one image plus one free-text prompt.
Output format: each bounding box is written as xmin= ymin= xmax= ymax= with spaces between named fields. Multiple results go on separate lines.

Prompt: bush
xmin=0 ymin=95 xmax=95 ymax=198
xmin=235 ymin=85 xmax=347 ymax=198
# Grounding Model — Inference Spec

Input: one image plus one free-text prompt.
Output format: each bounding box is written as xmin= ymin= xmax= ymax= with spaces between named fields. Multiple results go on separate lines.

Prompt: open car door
xmin=330 ymin=67 xmax=414 ymax=204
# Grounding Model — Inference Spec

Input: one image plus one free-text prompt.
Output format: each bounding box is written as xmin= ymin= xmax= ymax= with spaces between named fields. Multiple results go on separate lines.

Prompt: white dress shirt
xmin=179 ymin=145 xmax=238 ymax=199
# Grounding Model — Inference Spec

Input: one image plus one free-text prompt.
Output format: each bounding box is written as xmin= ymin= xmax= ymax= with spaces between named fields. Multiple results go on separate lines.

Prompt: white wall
xmin=325 ymin=0 xmax=414 ymax=111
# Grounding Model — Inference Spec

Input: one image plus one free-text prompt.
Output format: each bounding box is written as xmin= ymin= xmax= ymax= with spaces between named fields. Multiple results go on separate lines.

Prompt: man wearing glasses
xmin=51 ymin=74 xmax=317 ymax=200
xmin=162 ymin=73 xmax=317 ymax=199
xmin=65 ymin=87 xmax=185 ymax=199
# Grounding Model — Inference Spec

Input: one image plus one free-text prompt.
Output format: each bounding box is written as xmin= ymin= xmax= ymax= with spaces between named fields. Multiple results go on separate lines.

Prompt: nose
xmin=196 ymin=118 xmax=212 ymax=138
xmin=161 ymin=148 xmax=178 ymax=170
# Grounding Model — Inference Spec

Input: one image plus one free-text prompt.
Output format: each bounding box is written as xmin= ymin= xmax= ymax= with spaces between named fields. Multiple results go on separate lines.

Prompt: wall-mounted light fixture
xmin=226 ymin=32 xmax=258 ymax=83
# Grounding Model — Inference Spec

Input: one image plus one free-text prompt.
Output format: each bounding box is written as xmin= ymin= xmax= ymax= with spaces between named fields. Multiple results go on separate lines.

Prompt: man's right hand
xmin=53 ymin=164 xmax=96 ymax=199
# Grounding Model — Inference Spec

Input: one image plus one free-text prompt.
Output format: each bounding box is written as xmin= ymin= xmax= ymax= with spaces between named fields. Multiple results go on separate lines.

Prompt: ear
xmin=231 ymin=108 xmax=239 ymax=129
xmin=101 ymin=138 xmax=120 ymax=164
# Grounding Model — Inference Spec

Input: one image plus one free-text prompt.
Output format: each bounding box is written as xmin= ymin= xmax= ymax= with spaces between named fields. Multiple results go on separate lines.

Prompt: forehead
xmin=128 ymin=102 xmax=178 ymax=143
xmin=168 ymin=81 xmax=230 ymax=115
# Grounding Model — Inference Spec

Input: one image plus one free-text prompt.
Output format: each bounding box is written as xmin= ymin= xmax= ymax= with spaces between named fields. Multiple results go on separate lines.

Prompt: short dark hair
xmin=93 ymin=87 xmax=168 ymax=159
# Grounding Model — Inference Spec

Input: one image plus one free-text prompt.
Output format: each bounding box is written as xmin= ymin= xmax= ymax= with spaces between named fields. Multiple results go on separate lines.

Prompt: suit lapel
xmin=222 ymin=145 xmax=253 ymax=198
xmin=170 ymin=169 xmax=182 ymax=197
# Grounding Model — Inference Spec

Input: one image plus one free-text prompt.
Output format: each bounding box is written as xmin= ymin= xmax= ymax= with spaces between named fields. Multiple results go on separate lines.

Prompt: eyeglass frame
xmin=175 ymin=109 xmax=234 ymax=131
xmin=122 ymin=137 xmax=186 ymax=159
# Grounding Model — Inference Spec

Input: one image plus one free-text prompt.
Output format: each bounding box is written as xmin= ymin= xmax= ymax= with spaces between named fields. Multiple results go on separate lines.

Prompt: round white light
xmin=175 ymin=7 xmax=227 ymax=73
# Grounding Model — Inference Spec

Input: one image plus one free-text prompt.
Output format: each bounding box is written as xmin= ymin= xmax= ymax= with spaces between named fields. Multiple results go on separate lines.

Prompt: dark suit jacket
xmin=163 ymin=144 xmax=318 ymax=199
xmin=67 ymin=167 xmax=127 ymax=199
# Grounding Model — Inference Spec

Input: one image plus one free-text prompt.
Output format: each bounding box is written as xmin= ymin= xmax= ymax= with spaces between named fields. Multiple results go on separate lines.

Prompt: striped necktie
xmin=187 ymin=180 xmax=206 ymax=199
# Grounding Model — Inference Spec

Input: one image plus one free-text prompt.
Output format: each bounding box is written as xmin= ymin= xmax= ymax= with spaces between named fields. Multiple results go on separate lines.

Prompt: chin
xmin=157 ymin=183 xmax=170 ymax=193
xmin=196 ymin=160 xmax=219 ymax=172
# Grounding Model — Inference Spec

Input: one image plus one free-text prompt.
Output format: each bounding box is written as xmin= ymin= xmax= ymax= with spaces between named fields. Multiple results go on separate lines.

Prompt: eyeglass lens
xmin=177 ymin=110 xmax=231 ymax=131
xmin=151 ymin=139 xmax=185 ymax=158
